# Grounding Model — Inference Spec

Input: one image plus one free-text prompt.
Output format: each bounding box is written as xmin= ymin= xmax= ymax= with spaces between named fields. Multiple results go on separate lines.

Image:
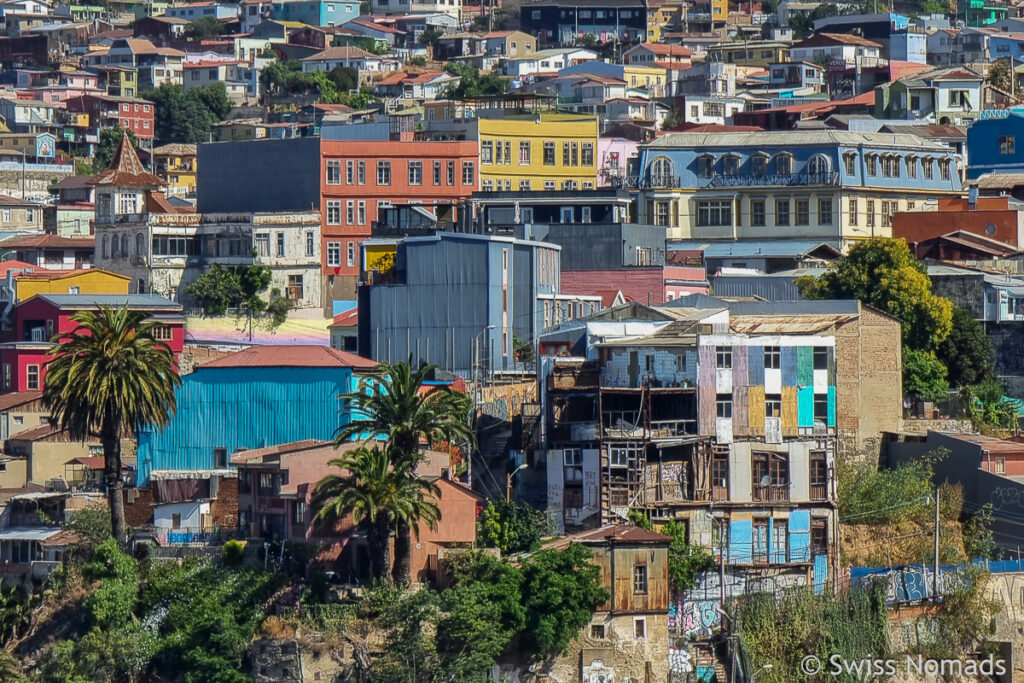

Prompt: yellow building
xmin=646 ymin=0 xmax=682 ymax=42
xmin=623 ymin=64 xmax=669 ymax=96
xmin=477 ymin=112 xmax=599 ymax=192
xmin=706 ymin=41 xmax=790 ymax=67
xmin=15 ymin=269 xmax=130 ymax=302
xmin=152 ymin=143 xmax=197 ymax=196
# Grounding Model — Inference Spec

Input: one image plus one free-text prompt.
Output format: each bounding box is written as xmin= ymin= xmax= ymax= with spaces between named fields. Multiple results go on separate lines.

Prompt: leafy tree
xmin=797 ymin=238 xmax=953 ymax=351
xmin=326 ymin=65 xmax=358 ymax=93
xmin=261 ymin=58 xmax=377 ymax=108
xmin=44 ymin=306 xmax=181 ymax=545
xmin=183 ymin=15 xmax=226 ymax=38
xmin=406 ymin=56 xmax=427 ymax=67
xmin=185 ymin=263 xmax=273 ymax=316
xmin=265 ymin=287 xmax=293 ymax=327
xmin=418 ymin=27 xmax=444 ymax=51
xmin=937 ymin=306 xmax=994 ymax=387
xmin=902 ymin=347 xmax=949 ymax=402
xmin=662 ymin=519 xmax=715 ymax=594
xmin=520 ymin=544 xmax=610 ymax=657
xmin=66 ymin=503 xmax=114 ymax=552
xmin=93 ymin=127 xmax=139 ymax=171
xmin=443 ymin=62 xmax=509 ymax=98
xmin=988 ymin=59 xmax=1013 ymax=92
xmin=963 ymin=376 xmax=1018 ymax=428
xmin=82 ymin=539 xmax=139 ymax=631
xmin=478 ymin=499 xmax=547 ymax=554
xmin=628 ymin=508 xmax=653 ymax=529
xmin=362 ymin=585 xmax=441 ymax=682
xmin=920 ymin=0 xmax=949 ymax=13
xmin=143 ymin=82 xmax=232 ymax=144
xmin=312 ymin=446 xmax=441 ymax=584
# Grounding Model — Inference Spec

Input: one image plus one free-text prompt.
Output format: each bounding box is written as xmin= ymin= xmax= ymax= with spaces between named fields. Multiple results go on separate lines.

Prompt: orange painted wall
xmin=319 ymin=139 xmax=480 ymax=277
xmin=891 ymin=196 xmax=1022 ymax=248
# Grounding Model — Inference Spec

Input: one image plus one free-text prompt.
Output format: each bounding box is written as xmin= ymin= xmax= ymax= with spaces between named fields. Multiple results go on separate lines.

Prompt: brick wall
xmin=178 ymin=345 xmax=236 ymax=375
xmin=124 ymin=486 xmax=155 ymax=527
xmin=211 ymin=476 xmax=239 ymax=531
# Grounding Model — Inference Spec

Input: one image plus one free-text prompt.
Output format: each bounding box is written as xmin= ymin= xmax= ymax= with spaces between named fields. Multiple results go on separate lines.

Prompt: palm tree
xmin=312 ymin=446 xmax=440 ymax=584
xmin=336 ymin=360 xmax=474 ymax=459
xmin=43 ymin=305 xmax=181 ymax=546
xmin=335 ymin=360 xmax=473 ymax=585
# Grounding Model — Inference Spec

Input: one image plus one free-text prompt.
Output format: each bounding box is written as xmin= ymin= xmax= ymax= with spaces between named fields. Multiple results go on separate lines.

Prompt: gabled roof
xmin=87 ymin=134 xmax=164 ymax=188
xmin=793 ymin=32 xmax=882 ymax=49
xmin=200 ymin=344 xmax=378 ymax=369
xmin=300 ymin=45 xmax=376 ymax=61
xmin=0 ymin=391 xmax=43 ymax=412
xmin=330 ymin=308 xmax=358 ymax=328
xmin=541 ymin=524 xmax=671 ymax=552
xmin=0 ymin=194 xmax=42 ymax=208
xmin=0 ymin=234 xmax=94 ymax=250
xmin=376 ymin=70 xmax=450 ymax=85
xmin=633 ymin=42 xmax=693 ymax=57
xmin=152 ymin=143 xmax=197 ymax=156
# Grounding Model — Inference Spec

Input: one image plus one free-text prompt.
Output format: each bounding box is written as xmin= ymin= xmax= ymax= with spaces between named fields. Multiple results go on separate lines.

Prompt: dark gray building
xmin=517 ymin=222 xmax=665 ymax=271
xmin=196 ymin=137 xmax=320 ymax=214
xmin=358 ymin=232 xmax=601 ymax=376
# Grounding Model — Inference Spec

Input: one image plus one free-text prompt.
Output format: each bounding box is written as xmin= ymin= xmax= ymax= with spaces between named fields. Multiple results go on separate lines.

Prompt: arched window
xmin=650 ymin=156 xmax=674 ymax=186
xmin=136 ymin=233 xmax=144 ymax=256
xmin=112 ymin=235 xmax=120 ymax=258
xmin=102 ymin=234 xmax=109 ymax=259
xmin=807 ymin=154 xmax=830 ymax=176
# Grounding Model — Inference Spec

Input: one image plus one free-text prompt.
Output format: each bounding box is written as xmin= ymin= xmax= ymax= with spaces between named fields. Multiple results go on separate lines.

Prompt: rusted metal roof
xmin=729 ymin=314 xmax=855 ymax=334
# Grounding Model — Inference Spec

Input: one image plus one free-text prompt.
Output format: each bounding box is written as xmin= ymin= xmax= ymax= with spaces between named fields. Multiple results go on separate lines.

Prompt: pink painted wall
xmin=597 ymin=137 xmax=639 ymax=186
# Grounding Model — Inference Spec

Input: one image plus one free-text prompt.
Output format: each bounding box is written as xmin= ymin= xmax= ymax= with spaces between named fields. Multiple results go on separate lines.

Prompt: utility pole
xmin=933 ymin=487 xmax=940 ymax=602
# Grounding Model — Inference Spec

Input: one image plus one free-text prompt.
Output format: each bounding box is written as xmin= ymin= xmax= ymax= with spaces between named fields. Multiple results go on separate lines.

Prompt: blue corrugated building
xmin=966 ymin=110 xmax=1024 ymax=178
xmin=136 ymin=345 xmax=376 ymax=486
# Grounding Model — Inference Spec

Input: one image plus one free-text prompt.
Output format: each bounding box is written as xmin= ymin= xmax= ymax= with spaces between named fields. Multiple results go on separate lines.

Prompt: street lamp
xmin=751 ymin=664 xmax=773 ymax=682
xmin=506 ymin=463 xmax=528 ymax=502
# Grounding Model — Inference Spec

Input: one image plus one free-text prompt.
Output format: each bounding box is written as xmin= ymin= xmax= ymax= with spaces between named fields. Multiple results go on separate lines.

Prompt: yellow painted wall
xmin=478 ymin=113 xmax=599 ymax=192
xmin=623 ymin=64 xmax=668 ymax=92
xmin=0 ymin=459 xmax=27 ymax=489
xmin=17 ymin=269 xmax=131 ymax=301
xmin=364 ymin=243 xmax=397 ymax=273
xmin=155 ymin=152 xmax=198 ymax=193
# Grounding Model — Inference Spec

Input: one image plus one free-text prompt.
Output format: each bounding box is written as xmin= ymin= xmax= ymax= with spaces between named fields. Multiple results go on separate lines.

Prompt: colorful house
xmin=232 ymin=439 xmax=481 ymax=584
xmin=0 ymin=293 xmax=184 ymax=394
xmin=152 ymin=143 xmax=197 ymax=196
xmin=135 ymin=345 xmax=376 ymax=485
xmin=477 ymin=112 xmax=599 ymax=192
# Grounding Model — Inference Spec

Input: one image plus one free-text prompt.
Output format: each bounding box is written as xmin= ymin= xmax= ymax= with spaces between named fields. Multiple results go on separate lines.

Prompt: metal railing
xmin=621 ymin=171 xmax=840 ymax=190
xmin=752 ymin=483 xmax=790 ymax=503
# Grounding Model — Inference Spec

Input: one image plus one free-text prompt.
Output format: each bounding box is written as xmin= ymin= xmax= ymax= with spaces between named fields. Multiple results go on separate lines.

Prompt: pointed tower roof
xmin=87 ymin=134 xmax=165 ymax=188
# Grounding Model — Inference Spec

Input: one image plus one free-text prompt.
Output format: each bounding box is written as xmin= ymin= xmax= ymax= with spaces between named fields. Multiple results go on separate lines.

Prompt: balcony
xmin=752 ymin=483 xmax=790 ymax=503
xmin=810 ymin=481 xmax=828 ymax=501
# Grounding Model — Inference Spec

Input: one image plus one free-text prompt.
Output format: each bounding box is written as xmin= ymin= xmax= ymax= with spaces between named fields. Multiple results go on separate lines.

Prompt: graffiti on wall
xmin=850 ymin=564 xmax=973 ymax=604
xmin=478 ymin=382 xmax=537 ymax=421
xmin=670 ymin=569 xmax=810 ymax=638
xmin=668 ymin=644 xmax=693 ymax=675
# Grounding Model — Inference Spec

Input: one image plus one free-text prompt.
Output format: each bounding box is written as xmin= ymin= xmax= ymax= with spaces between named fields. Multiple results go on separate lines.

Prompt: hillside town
xmin=2 ymin=0 xmax=1024 ymax=679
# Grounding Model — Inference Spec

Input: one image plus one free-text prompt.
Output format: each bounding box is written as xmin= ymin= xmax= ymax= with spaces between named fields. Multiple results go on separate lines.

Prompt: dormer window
xmin=722 ymin=154 xmax=739 ymax=176
xmin=751 ymin=152 xmax=768 ymax=176
xmin=807 ymin=154 xmax=830 ymax=176
xmin=117 ymin=192 xmax=139 ymax=214
xmin=697 ymin=154 xmax=715 ymax=178
xmin=775 ymin=153 xmax=792 ymax=175
xmin=649 ymin=156 xmax=674 ymax=187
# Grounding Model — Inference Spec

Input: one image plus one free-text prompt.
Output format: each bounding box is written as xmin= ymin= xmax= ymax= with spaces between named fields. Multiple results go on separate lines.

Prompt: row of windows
xmin=481 ymin=179 xmax=595 ymax=191
xmin=715 ymin=392 xmax=831 ymax=422
xmin=716 ymin=346 xmax=829 ymax=370
xmin=326 ymin=200 xmax=366 ymax=226
xmin=326 ymin=159 xmax=473 ymax=186
xmin=655 ymin=196 xmax=913 ymax=229
xmin=111 ymin=232 xmax=319 ymax=259
xmin=481 ymin=140 xmax=594 ymax=167
xmin=650 ymin=151 xmax=954 ymax=182
xmin=325 ymin=240 xmax=357 ymax=268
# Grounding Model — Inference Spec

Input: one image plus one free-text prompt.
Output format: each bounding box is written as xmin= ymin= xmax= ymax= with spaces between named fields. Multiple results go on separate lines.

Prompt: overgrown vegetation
xmin=92 ymin=127 xmax=139 ymax=171
xmin=186 ymin=263 xmax=286 ymax=318
xmin=442 ymin=62 xmax=509 ymax=98
xmin=36 ymin=540 xmax=281 ymax=682
xmin=737 ymin=582 xmax=890 ymax=683
xmin=478 ymin=499 xmax=549 ymax=554
xmin=260 ymin=59 xmax=376 ymax=108
xmin=662 ymin=519 xmax=716 ymax=594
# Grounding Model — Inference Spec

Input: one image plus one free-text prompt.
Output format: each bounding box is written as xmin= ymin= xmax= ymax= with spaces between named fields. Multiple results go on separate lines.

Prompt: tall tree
xmin=336 ymin=361 xmax=474 ymax=584
xmin=43 ymin=306 xmax=181 ymax=545
xmin=143 ymin=82 xmax=232 ymax=144
xmin=312 ymin=446 xmax=440 ymax=583
xmin=937 ymin=306 xmax=995 ymax=388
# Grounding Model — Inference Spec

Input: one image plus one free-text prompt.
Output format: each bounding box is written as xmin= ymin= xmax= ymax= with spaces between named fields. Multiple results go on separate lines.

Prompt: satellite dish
xmin=986 ymin=223 xmax=997 ymax=235
xmin=760 ymin=475 xmax=773 ymax=487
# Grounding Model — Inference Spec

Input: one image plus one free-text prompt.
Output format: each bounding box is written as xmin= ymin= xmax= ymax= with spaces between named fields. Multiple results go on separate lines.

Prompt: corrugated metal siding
xmin=136 ymin=366 xmax=353 ymax=485
xmin=732 ymin=386 xmax=748 ymax=436
xmin=781 ymin=386 xmax=798 ymax=435
xmin=730 ymin=519 xmax=752 ymax=563
xmin=698 ymin=346 xmax=715 ymax=435
xmin=797 ymin=346 xmax=813 ymax=386
xmin=781 ymin=346 xmax=798 ymax=386
xmin=789 ymin=510 xmax=810 ymax=562
xmin=732 ymin=345 xmax=748 ymax=387
xmin=748 ymin=345 xmax=764 ymax=386
xmin=798 ymin=387 xmax=815 ymax=427
xmin=748 ymin=386 xmax=765 ymax=435
xmin=827 ymin=386 xmax=836 ymax=427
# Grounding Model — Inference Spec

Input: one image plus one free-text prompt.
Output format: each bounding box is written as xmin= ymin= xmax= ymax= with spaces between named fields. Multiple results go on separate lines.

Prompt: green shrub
xmin=221 ymin=540 xmax=246 ymax=567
